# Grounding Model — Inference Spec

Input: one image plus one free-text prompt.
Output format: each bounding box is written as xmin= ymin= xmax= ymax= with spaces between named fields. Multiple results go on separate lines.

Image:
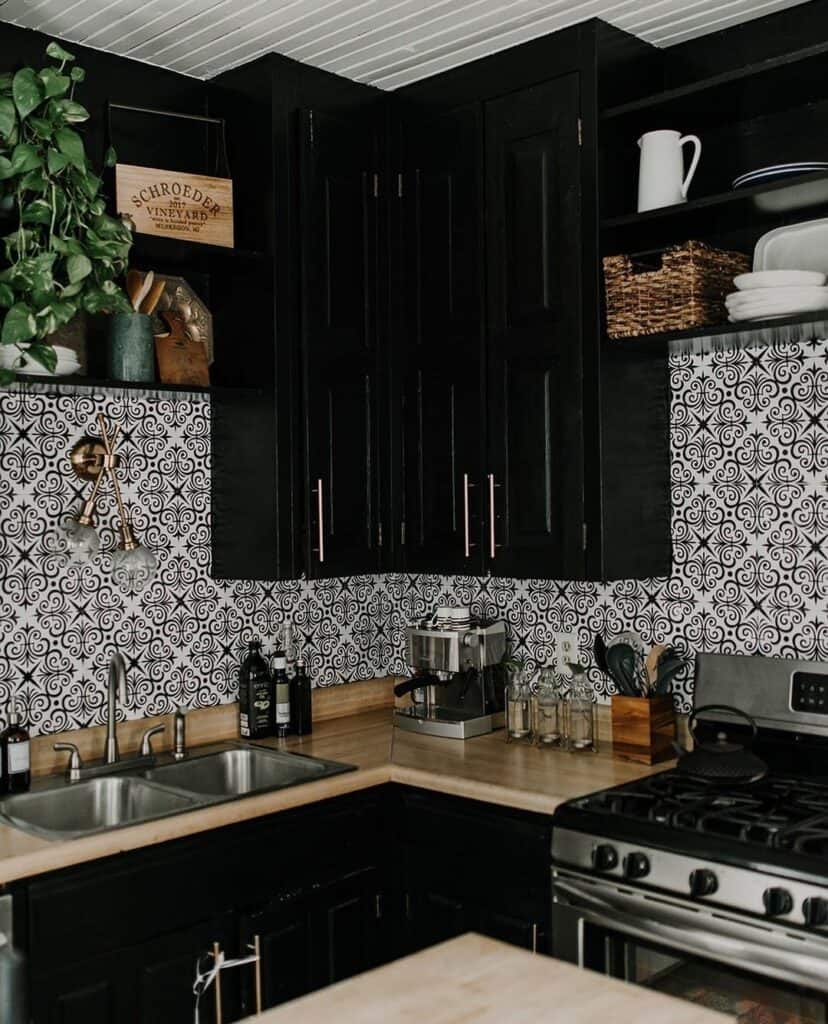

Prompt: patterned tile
xmin=2 ymin=337 xmax=828 ymax=736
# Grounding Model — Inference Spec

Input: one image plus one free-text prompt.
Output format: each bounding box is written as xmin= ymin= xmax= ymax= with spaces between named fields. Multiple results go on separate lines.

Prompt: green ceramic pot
xmin=107 ymin=313 xmax=154 ymax=383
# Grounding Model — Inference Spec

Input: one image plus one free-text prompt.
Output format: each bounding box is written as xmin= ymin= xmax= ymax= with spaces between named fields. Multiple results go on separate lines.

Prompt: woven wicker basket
xmin=604 ymin=241 xmax=750 ymax=339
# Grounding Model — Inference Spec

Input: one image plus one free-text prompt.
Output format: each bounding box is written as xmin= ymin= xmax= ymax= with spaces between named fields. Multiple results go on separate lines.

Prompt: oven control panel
xmin=790 ymin=671 xmax=828 ymax=714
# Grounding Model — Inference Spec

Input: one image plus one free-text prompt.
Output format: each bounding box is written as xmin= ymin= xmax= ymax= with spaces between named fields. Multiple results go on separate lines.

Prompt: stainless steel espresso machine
xmin=393 ymin=613 xmax=507 ymax=739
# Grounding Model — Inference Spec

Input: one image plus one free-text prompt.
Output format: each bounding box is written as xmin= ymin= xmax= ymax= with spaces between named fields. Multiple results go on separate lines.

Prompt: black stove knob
xmin=624 ymin=852 xmax=651 ymax=880
xmin=763 ymin=887 xmax=794 ymax=917
xmin=803 ymin=897 xmax=828 ymax=927
xmin=689 ymin=868 xmax=718 ymax=898
xmin=592 ymin=844 xmax=618 ymax=871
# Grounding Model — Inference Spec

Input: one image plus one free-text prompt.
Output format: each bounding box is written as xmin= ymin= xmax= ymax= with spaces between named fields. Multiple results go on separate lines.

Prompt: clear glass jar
xmin=532 ymin=666 xmax=565 ymax=749
xmin=567 ymin=671 xmax=598 ymax=753
xmin=505 ymin=668 xmax=533 ymax=743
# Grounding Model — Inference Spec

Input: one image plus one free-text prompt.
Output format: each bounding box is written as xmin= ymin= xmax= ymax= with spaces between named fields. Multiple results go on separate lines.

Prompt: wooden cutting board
xmin=155 ymin=311 xmax=210 ymax=386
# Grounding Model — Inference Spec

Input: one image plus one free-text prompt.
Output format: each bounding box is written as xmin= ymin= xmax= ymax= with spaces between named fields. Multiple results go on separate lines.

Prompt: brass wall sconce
xmin=55 ymin=412 xmax=158 ymax=593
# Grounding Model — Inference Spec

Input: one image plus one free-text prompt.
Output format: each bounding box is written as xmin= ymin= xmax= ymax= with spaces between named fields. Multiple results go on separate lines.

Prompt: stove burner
xmin=574 ymin=772 xmax=828 ymax=854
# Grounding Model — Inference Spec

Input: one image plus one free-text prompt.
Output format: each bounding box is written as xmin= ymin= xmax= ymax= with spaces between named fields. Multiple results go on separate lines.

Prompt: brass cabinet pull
xmin=488 ymin=473 xmax=497 ymax=559
xmin=213 ymin=942 xmax=223 ymax=1024
xmin=314 ymin=478 xmax=325 ymax=563
xmin=247 ymin=935 xmax=263 ymax=1015
xmin=531 ymin=922 xmax=538 ymax=954
xmin=463 ymin=473 xmax=470 ymax=558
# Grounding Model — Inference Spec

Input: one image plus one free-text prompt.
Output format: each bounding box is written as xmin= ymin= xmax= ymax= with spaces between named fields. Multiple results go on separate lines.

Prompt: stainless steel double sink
xmin=0 ymin=745 xmax=355 ymax=841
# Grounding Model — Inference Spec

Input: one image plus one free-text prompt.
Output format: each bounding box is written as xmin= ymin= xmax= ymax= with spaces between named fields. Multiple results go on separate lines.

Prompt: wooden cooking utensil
xmin=126 ymin=269 xmax=143 ymax=309
xmin=141 ymin=277 xmax=166 ymax=316
xmin=132 ymin=269 xmax=154 ymax=313
xmin=155 ymin=310 xmax=209 ymax=386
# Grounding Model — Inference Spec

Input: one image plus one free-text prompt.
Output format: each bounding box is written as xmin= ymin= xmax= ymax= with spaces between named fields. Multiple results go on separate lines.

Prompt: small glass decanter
xmin=532 ymin=666 xmax=565 ymax=749
xmin=567 ymin=666 xmax=598 ymax=753
xmin=505 ymin=667 xmax=533 ymax=743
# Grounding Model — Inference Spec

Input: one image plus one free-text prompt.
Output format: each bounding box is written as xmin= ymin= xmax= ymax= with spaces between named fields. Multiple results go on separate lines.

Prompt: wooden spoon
xmin=132 ymin=270 xmax=154 ymax=313
xmin=141 ymin=278 xmax=166 ymax=316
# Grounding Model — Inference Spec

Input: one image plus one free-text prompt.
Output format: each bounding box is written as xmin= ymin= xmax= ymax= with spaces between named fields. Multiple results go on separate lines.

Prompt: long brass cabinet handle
xmin=531 ymin=922 xmax=538 ymax=954
xmin=314 ymin=478 xmax=325 ymax=563
xmin=463 ymin=473 xmax=470 ymax=558
xmin=248 ymin=935 xmax=263 ymax=1015
xmin=213 ymin=942 xmax=223 ymax=1024
xmin=488 ymin=473 xmax=497 ymax=559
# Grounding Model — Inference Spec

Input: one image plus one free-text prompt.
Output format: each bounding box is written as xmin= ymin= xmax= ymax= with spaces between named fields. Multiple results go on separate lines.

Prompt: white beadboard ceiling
xmin=0 ymin=0 xmax=815 ymax=89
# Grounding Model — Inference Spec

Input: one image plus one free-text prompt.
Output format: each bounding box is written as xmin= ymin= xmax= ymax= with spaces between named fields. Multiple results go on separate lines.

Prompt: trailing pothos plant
xmin=0 ymin=41 xmax=133 ymax=383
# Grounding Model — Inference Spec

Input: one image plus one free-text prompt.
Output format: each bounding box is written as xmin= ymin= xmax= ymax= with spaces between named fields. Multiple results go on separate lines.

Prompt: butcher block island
xmin=247 ymin=935 xmax=726 ymax=1024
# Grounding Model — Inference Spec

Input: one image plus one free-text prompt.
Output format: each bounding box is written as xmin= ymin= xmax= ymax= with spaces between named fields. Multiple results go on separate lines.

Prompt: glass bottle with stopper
xmin=505 ymin=666 xmax=533 ymax=743
xmin=567 ymin=663 xmax=598 ymax=753
xmin=532 ymin=666 xmax=566 ymax=749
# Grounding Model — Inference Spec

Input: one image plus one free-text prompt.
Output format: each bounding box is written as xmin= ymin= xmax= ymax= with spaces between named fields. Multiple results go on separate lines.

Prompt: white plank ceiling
xmin=0 ymin=0 xmax=814 ymax=89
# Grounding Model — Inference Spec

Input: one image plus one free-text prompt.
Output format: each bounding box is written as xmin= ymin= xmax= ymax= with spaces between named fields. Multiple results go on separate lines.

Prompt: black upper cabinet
xmin=301 ymin=107 xmax=382 ymax=578
xmin=400 ymin=103 xmax=485 ymax=574
xmin=484 ymin=74 xmax=584 ymax=579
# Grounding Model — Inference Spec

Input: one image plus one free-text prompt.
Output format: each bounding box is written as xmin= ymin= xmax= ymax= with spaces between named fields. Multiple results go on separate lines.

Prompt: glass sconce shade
xmin=55 ymin=513 xmax=100 ymax=563
xmin=112 ymin=542 xmax=157 ymax=594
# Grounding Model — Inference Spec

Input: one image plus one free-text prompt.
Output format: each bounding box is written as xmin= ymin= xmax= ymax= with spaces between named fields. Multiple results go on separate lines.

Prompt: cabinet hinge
xmin=372 ymin=172 xmax=380 ymax=198
xmin=582 ymin=522 xmax=588 ymax=551
xmin=577 ymin=117 xmax=582 ymax=147
xmin=397 ymin=171 xmax=403 ymax=198
xmin=375 ymin=893 xmax=383 ymax=920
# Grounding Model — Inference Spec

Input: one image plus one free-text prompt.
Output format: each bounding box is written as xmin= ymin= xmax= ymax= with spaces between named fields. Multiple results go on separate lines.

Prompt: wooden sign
xmin=115 ymin=164 xmax=234 ymax=248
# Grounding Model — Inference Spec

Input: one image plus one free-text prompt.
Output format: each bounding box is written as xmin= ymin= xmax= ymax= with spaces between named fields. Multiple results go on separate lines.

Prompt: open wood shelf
xmin=605 ymin=310 xmax=828 ymax=356
xmin=601 ymin=171 xmax=828 ymax=231
xmin=5 ymin=374 xmax=266 ymax=400
xmin=601 ymin=41 xmax=828 ymax=124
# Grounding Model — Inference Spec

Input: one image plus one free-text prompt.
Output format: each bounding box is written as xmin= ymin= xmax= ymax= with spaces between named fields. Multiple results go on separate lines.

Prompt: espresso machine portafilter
xmin=393 ymin=617 xmax=507 ymax=740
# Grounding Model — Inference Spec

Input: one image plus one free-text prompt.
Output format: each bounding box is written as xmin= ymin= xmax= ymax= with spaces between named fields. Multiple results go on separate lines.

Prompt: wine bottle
xmin=290 ymin=648 xmax=313 ymax=737
xmin=0 ymin=702 xmax=30 ymax=795
xmin=272 ymin=641 xmax=291 ymax=737
xmin=238 ymin=640 xmax=273 ymax=740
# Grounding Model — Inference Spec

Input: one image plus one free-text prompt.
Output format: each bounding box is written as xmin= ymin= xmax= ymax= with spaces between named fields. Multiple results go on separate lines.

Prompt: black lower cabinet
xmin=16 ymin=786 xmax=551 ymax=1024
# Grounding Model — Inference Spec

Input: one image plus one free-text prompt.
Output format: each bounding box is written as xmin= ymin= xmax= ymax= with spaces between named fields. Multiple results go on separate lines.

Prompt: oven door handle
xmin=554 ymin=878 xmax=828 ymax=990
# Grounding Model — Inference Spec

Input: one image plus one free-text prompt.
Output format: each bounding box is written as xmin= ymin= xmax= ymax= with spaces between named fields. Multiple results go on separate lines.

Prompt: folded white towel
xmin=734 ymin=270 xmax=827 ymax=290
xmin=725 ymin=286 xmax=828 ymax=311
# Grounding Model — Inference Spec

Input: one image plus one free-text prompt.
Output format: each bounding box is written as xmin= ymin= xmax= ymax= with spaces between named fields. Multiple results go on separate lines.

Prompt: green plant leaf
xmin=104 ymin=145 xmax=117 ymax=168
xmin=55 ymin=127 xmax=85 ymax=169
xmin=19 ymin=167 xmax=47 ymax=192
xmin=0 ymin=368 xmax=16 ymax=386
xmin=0 ymin=73 xmax=13 ymax=93
xmin=21 ymin=199 xmax=52 ymax=225
xmin=11 ymin=143 xmax=42 ymax=174
xmin=0 ymin=156 xmax=14 ymax=181
xmin=66 ymin=252 xmax=92 ymax=283
xmin=0 ymin=97 xmax=16 ymax=139
xmin=0 ymin=283 xmax=14 ymax=308
xmin=46 ymin=42 xmax=75 ymax=64
xmin=54 ymin=99 xmax=89 ymax=123
xmin=38 ymin=67 xmax=70 ymax=99
xmin=26 ymin=342 xmax=57 ymax=372
xmin=46 ymin=148 xmax=69 ymax=175
xmin=12 ymin=68 xmax=42 ymax=120
xmin=28 ymin=116 xmax=54 ymax=139
xmin=70 ymin=66 xmax=85 ymax=83
xmin=59 ymin=280 xmax=84 ymax=298
xmin=1 ymin=303 xmax=37 ymax=344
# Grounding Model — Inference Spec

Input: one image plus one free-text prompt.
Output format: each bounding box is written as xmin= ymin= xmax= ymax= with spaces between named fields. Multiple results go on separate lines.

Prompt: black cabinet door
xmin=239 ymin=893 xmax=314 ymax=1015
xmin=301 ymin=106 xmax=381 ymax=578
xmin=311 ymin=867 xmax=382 ymax=988
xmin=31 ymin=954 xmax=128 ymax=1024
xmin=402 ymin=862 xmax=474 ymax=953
xmin=400 ymin=103 xmax=485 ymax=574
xmin=484 ymin=74 xmax=584 ymax=579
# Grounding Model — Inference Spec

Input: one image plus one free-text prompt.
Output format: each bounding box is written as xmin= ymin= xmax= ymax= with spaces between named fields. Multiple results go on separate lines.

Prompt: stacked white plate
xmin=733 ymin=162 xmax=828 ymax=189
xmin=0 ymin=343 xmax=80 ymax=376
xmin=725 ymin=270 xmax=828 ymax=322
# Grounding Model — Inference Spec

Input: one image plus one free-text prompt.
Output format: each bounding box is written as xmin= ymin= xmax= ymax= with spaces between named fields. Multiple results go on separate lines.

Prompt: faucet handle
xmin=54 ymin=742 xmax=83 ymax=782
xmin=140 ymin=724 xmax=165 ymax=758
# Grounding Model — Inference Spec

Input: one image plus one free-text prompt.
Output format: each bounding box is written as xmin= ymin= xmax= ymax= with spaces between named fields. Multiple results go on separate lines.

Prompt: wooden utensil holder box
xmin=611 ymin=695 xmax=676 ymax=765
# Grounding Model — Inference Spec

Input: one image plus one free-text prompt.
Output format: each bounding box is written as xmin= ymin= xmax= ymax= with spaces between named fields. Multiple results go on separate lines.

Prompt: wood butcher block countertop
xmin=249 ymin=934 xmax=726 ymax=1024
xmin=0 ymin=707 xmax=666 ymax=885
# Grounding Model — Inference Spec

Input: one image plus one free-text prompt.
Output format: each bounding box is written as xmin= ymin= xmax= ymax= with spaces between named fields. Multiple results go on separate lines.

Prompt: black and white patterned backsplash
xmin=1 ymin=337 xmax=827 ymax=735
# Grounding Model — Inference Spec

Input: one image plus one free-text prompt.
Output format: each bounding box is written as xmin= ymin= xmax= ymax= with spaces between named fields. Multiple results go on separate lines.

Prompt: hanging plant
xmin=0 ymin=41 xmax=133 ymax=383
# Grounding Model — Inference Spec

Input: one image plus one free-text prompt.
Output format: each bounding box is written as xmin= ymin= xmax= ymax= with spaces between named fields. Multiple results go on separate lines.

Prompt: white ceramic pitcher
xmin=637 ymin=130 xmax=701 ymax=212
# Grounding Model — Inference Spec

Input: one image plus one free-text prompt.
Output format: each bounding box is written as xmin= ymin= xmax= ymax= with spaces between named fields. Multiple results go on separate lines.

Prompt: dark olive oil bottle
xmin=238 ymin=640 xmax=273 ymax=739
xmin=290 ymin=650 xmax=313 ymax=737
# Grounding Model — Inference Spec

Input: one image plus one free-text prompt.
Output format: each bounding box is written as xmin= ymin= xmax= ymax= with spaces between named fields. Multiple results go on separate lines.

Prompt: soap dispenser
xmin=0 ymin=701 xmax=30 ymax=795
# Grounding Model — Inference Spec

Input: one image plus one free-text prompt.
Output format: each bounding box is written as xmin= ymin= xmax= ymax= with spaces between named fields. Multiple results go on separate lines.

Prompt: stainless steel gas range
xmin=551 ymin=653 xmax=828 ymax=1022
